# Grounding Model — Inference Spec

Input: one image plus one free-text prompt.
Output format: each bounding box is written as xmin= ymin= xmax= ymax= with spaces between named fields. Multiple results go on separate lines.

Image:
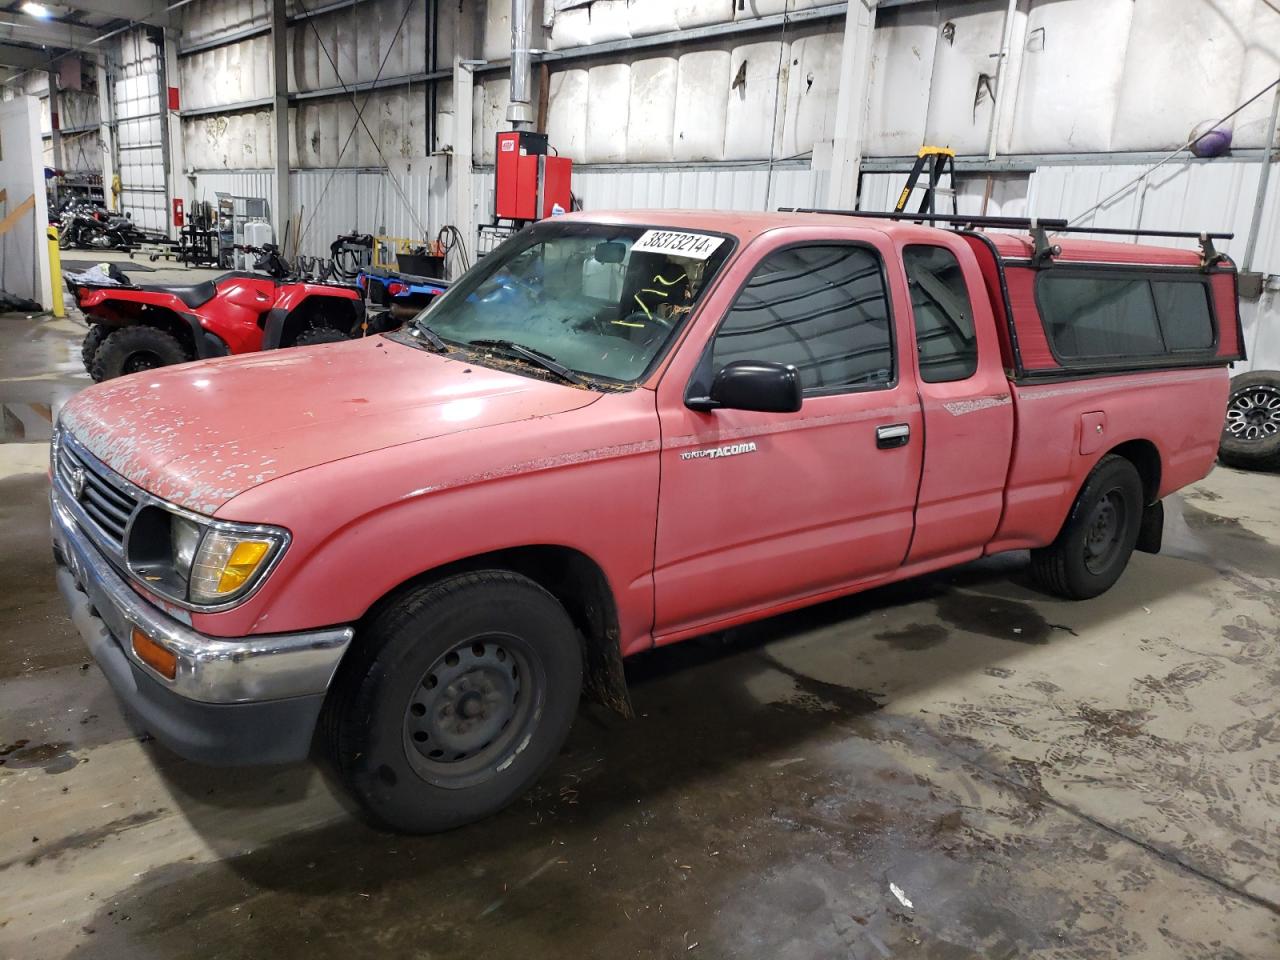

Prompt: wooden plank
xmin=0 ymin=194 xmax=36 ymax=238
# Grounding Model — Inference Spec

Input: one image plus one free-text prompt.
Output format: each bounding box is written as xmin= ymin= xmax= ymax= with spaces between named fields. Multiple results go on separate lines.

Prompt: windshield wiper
xmin=408 ymin=320 xmax=449 ymax=352
xmin=467 ymin=338 xmax=587 ymax=387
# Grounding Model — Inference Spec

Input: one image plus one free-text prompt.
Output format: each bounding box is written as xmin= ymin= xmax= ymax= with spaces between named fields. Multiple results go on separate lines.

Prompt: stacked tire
xmin=1220 ymin=371 xmax=1280 ymax=472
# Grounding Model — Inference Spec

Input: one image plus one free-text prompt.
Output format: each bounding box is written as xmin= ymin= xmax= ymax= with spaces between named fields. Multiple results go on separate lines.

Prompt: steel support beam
xmin=47 ymin=68 xmax=64 ymax=211
xmin=825 ymin=0 xmax=876 ymax=208
xmin=161 ymin=28 xmax=184 ymax=240
xmin=96 ymin=53 xmax=117 ymax=211
xmin=449 ymin=57 xmax=474 ymax=275
xmin=271 ymin=0 xmax=291 ymax=249
xmin=0 ymin=18 xmax=99 ymax=50
xmin=61 ymin=0 xmax=171 ymax=27
xmin=0 ymin=42 xmax=62 ymax=70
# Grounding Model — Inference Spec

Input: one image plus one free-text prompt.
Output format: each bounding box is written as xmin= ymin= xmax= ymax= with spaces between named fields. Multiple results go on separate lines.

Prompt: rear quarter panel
xmin=989 ymin=367 xmax=1228 ymax=552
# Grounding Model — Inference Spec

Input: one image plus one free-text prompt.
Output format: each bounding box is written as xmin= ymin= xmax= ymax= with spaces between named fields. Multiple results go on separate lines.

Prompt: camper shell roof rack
xmin=780 ymin=208 xmax=1234 ymax=268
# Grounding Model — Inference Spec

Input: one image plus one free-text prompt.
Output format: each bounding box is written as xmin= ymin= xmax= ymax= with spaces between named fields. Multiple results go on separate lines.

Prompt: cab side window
xmin=710 ymin=245 xmax=893 ymax=394
xmin=904 ymin=245 xmax=978 ymax=383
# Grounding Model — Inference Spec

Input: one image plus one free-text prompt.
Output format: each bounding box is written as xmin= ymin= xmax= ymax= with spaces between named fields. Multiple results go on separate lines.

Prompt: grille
xmin=57 ymin=443 xmax=138 ymax=547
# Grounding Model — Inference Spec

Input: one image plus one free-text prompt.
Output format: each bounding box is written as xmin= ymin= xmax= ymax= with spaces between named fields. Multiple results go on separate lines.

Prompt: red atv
xmin=69 ymin=246 xmax=367 ymax=381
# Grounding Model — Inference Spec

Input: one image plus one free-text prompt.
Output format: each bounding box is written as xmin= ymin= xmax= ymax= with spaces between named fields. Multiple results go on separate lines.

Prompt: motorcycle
xmin=57 ymin=201 xmax=148 ymax=251
xmin=67 ymin=244 xmax=399 ymax=382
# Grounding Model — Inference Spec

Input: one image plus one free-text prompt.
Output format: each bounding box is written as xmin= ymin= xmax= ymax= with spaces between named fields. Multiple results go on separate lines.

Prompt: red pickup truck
xmin=51 ymin=211 xmax=1243 ymax=833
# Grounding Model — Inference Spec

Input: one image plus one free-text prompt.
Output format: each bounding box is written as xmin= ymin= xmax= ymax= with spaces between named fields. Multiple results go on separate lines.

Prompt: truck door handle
xmin=876 ymin=423 xmax=910 ymax=449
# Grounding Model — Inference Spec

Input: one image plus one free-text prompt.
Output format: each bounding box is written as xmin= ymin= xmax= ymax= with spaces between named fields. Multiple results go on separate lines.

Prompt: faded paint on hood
xmin=59 ymin=335 xmax=600 ymax=514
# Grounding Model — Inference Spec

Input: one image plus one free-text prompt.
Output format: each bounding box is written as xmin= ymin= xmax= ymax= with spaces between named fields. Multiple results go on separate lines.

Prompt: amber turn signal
xmin=131 ymin=626 xmax=178 ymax=680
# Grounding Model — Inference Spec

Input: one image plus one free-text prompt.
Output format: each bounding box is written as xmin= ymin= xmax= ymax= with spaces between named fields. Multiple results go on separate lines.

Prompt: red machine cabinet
xmin=495 ymin=131 xmax=572 ymax=223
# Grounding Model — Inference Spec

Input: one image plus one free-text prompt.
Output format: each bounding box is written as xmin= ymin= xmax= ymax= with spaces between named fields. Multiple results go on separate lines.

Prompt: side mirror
xmin=688 ymin=360 xmax=802 ymax=413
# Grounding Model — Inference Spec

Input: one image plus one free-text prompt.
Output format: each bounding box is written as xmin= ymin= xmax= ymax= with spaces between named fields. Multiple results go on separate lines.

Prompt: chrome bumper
xmin=51 ymin=485 xmax=352 ymax=705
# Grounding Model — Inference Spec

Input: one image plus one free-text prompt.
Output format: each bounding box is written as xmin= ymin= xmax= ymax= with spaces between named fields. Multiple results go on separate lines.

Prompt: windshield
xmin=412 ymin=221 xmax=733 ymax=383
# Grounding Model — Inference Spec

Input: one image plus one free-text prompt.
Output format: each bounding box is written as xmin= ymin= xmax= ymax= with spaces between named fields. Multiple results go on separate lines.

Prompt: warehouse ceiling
xmin=0 ymin=0 xmax=170 ymax=78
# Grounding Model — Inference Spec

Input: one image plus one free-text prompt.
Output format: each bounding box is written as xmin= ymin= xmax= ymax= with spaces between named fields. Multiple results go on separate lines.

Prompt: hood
xmin=59 ymin=336 xmax=600 ymax=514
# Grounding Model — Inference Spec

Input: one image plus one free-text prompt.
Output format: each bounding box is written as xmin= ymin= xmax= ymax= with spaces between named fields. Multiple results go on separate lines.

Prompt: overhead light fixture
xmin=21 ymin=2 xmax=51 ymax=18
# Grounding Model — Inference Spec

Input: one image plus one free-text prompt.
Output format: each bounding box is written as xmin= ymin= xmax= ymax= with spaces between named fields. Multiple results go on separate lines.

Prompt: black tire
xmin=1030 ymin=454 xmax=1144 ymax=600
xmin=290 ymin=326 xmax=349 ymax=348
xmin=1219 ymin=370 xmax=1280 ymax=471
xmin=325 ymin=571 xmax=583 ymax=834
xmin=90 ymin=325 xmax=191 ymax=381
xmin=81 ymin=325 xmax=109 ymax=379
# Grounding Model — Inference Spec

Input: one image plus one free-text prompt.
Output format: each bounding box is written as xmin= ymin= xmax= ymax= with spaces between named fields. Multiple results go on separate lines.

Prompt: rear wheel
xmin=290 ymin=326 xmax=349 ymax=348
xmin=1219 ymin=371 xmax=1280 ymax=471
xmin=91 ymin=326 xmax=191 ymax=381
xmin=325 ymin=571 xmax=583 ymax=834
xmin=1030 ymin=455 xmax=1144 ymax=600
xmin=81 ymin=325 xmax=109 ymax=379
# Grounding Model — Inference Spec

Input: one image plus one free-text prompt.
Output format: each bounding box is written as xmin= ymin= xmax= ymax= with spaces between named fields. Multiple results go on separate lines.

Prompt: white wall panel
xmin=923 ymin=0 xmax=1024 ymax=156
xmin=290 ymin=89 xmax=428 ymax=168
xmin=472 ymin=77 xmax=509 ymax=165
xmin=584 ymin=63 xmax=631 ymax=163
xmin=626 ymin=57 xmax=676 ymax=163
xmin=735 ymin=0 xmax=824 ymax=18
xmin=546 ymin=68 xmax=589 ymax=160
xmin=184 ymin=110 xmax=275 ymax=169
xmin=1009 ymin=0 xmax=1130 ymax=154
xmin=779 ymin=30 xmax=841 ymax=159
xmin=180 ymin=35 xmax=273 ymax=110
xmin=673 ymin=49 xmax=730 ymax=161
xmin=674 ymin=0 xmax=733 ymax=30
xmin=723 ymin=40 xmax=786 ymax=161
xmin=1111 ymin=0 xmax=1254 ymax=152
xmin=482 ymin=0 xmax=512 ymax=62
xmin=1234 ymin=0 xmax=1280 ymax=149
xmin=866 ymin=4 xmax=937 ymax=157
xmin=182 ymin=0 xmax=270 ymax=47
xmin=627 ymin=0 xmax=678 ymax=37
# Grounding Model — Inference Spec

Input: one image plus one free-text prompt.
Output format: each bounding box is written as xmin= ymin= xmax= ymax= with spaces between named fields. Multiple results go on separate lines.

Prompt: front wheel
xmin=91 ymin=326 xmax=192 ymax=381
xmin=1030 ymin=455 xmax=1144 ymax=600
xmin=324 ymin=571 xmax=583 ymax=833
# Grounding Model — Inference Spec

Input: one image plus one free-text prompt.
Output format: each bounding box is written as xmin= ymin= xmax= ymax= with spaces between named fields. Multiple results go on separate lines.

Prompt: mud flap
xmin=1136 ymin=500 xmax=1163 ymax=554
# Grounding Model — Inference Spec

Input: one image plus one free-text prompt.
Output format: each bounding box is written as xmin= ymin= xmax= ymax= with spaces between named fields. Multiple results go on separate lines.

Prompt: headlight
xmin=127 ymin=506 xmax=288 ymax=609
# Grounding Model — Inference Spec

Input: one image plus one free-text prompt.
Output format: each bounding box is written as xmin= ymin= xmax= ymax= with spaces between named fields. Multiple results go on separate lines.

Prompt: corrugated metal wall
xmin=467 ymin=162 xmax=827 ymax=224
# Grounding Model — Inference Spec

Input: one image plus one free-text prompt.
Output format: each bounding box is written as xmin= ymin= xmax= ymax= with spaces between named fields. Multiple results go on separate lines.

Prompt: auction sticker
xmin=631 ymin=230 xmax=725 ymax=260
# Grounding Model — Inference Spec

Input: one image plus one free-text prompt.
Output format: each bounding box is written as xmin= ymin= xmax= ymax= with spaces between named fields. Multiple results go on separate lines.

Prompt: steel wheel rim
xmin=1225 ymin=386 xmax=1280 ymax=443
xmin=402 ymin=633 xmax=543 ymax=789
xmin=1083 ymin=489 xmax=1126 ymax=575
xmin=123 ymin=351 xmax=162 ymax=374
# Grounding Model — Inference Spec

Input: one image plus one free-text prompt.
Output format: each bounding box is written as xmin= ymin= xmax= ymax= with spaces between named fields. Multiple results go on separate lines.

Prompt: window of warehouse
xmin=710 ymin=245 xmax=894 ymax=394
xmin=1038 ymin=273 xmax=1216 ymax=362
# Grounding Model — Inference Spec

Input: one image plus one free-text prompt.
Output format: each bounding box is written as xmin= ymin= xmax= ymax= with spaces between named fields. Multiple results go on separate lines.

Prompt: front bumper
xmin=51 ymin=486 xmax=353 ymax=764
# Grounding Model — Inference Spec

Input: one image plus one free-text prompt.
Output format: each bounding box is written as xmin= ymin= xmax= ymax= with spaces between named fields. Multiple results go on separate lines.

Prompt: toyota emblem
xmin=69 ymin=465 xmax=86 ymax=501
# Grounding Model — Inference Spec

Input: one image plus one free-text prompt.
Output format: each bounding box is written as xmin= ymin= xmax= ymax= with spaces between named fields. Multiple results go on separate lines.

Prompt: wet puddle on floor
xmin=0 ymin=739 xmax=79 ymax=774
xmin=1162 ymin=495 xmax=1280 ymax=582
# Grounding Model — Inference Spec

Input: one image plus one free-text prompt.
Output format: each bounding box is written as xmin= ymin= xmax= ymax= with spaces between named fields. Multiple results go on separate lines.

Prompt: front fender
xmin=190 ymin=393 xmax=662 ymax=656
xmin=262 ymin=284 xmax=364 ymax=349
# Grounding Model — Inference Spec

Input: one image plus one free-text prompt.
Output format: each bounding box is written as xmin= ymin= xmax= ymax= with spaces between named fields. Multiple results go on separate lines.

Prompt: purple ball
xmin=1191 ymin=125 xmax=1232 ymax=158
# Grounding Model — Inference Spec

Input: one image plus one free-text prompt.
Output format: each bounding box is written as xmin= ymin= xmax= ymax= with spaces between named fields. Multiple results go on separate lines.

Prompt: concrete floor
xmin=1 ymin=302 xmax=1278 ymax=960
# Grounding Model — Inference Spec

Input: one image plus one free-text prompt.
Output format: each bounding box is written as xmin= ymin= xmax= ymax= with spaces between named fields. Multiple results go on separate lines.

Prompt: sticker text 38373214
xmin=631 ymin=230 xmax=725 ymax=261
